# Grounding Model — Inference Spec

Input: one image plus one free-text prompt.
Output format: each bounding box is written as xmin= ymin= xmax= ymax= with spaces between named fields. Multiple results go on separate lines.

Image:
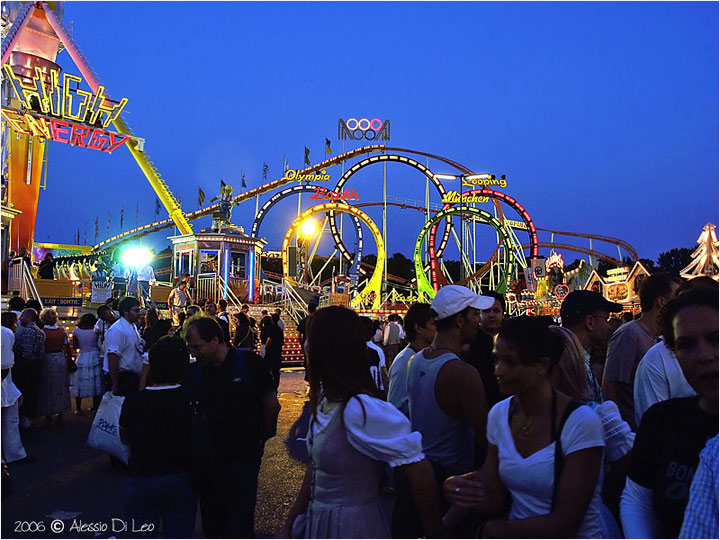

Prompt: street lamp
xmin=300 ymin=219 xmax=317 ymax=283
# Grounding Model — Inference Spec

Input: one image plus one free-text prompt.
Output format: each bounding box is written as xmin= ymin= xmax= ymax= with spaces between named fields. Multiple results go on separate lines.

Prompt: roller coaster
xmin=2 ymin=3 xmax=642 ymax=313
xmin=85 ymin=141 xmax=640 ymax=309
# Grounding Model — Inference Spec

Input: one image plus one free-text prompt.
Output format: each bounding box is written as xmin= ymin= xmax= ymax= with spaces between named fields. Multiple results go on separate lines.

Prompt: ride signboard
xmin=338 ymin=118 xmax=390 ymax=141
xmin=2 ymin=63 xmax=131 ymax=153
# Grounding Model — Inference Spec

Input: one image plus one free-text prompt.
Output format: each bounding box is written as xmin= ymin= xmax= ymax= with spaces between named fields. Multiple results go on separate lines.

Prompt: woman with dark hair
xmin=233 ymin=311 xmax=254 ymax=351
xmin=37 ymin=308 xmax=71 ymax=426
xmin=142 ymin=308 xmax=172 ymax=349
xmin=119 ymin=335 xmax=196 ymax=538
xmin=38 ymin=253 xmax=56 ymax=280
xmin=281 ymin=306 xmax=443 ymax=538
xmin=444 ymin=316 xmax=606 ymax=538
xmin=70 ymin=313 xmax=103 ymax=414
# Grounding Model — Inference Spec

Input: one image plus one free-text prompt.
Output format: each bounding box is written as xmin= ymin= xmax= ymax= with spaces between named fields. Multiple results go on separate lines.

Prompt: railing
xmin=281 ymin=279 xmax=308 ymax=325
xmin=7 ymin=259 xmax=44 ymax=309
xmin=195 ymin=273 xmax=218 ymax=304
xmin=216 ymin=273 xmax=244 ymax=312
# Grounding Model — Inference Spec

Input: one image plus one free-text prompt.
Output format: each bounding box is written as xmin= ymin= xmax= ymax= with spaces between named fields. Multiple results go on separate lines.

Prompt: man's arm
xmin=436 ymin=360 xmax=489 ymax=449
xmin=107 ymin=352 xmax=121 ymax=395
xmin=261 ymin=391 xmax=281 ymax=441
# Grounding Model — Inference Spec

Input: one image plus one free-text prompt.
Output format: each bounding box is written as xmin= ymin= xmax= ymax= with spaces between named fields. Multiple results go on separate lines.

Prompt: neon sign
xmin=283 ymin=169 xmax=331 ymax=182
xmin=309 ymin=187 xmax=359 ymax=201
xmin=1 ymin=108 xmax=130 ymax=153
xmin=2 ymin=64 xmax=129 ymax=129
xmin=441 ymin=191 xmax=489 ymax=204
xmin=461 ymin=175 xmax=507 ymax=189
xmin=338 ymin=118 xmax=390 ymax=141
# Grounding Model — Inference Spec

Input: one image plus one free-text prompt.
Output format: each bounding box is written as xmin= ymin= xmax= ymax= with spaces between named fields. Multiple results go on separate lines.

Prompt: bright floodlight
xmin=121 ymin=247 xmax=153 ymax=269
xmin=301 ymin=219 xmax=317 ymax=237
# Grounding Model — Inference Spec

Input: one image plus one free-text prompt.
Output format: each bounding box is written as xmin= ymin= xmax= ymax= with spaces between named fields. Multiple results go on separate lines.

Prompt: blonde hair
xmin=39 ymin=307 xmax=58 ymax=326
xmin=549 ymin=326 xmax=592 ymax=401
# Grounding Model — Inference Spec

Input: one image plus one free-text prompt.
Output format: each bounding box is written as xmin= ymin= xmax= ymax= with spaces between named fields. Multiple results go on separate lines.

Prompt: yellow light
xmin=301 ymin=219 xmax=317 ymax=237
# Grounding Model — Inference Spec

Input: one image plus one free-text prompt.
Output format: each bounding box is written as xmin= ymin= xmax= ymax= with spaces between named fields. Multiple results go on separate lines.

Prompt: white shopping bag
xmin=86 ymin=392 xmax=130 ymax=463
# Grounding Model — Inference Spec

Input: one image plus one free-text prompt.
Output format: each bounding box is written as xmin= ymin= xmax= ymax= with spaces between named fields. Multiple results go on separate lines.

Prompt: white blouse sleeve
xmin=343 ymin=394 xmax=425 ymax=467
xmin=486 ymin=398 xmax=511 ymax=447
xmin=594 ymin=400 xmax=635 ymax=462
xmin=561 ymin=404 xmax=605 ymax=456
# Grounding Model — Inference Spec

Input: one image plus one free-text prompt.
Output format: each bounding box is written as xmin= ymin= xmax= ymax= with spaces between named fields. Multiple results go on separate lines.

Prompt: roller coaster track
xmin=90 ymin=145 xmax=482 ymax=252
xmin=521 ymin=243 xmax=624 ymax=267
xmin=536 ymin=228 xmax=638 ymax=262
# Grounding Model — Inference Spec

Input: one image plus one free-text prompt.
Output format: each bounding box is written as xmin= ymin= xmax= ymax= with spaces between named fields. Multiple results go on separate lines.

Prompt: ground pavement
xmin=1 ymin=369 xmax=313 ymax=539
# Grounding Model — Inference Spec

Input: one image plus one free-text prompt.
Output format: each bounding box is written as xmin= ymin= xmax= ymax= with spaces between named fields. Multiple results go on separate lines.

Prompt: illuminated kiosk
xmin=168 ymin=225 xmax=265 ymax=304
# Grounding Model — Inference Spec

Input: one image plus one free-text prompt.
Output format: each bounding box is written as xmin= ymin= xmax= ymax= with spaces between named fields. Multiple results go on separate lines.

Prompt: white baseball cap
xmin=431 ymin=285 xmax=495 ymax=320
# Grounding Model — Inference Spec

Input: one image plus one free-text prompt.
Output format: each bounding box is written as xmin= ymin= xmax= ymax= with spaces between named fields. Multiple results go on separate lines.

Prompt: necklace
xmin=512 ymin=401 xmax=538 ymax=437
xmin=520 ymin=417 xmax=536 ymax=437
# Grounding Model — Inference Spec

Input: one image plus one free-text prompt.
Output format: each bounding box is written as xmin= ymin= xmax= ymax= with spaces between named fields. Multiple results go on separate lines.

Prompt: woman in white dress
xmin=280 ymin=306 xmax=443 ymax=539
xmin=444 ymin=316 xmax=606 ymax=538
xmin=70 ymin=313 xmax=104 ymax=414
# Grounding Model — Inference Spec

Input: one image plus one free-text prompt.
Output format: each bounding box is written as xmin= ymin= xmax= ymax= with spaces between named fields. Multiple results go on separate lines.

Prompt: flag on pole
xmin=135 ymin=202 xmax=139 ymax=226
xmin=155 ymin=198 xmax=161 ymax=216
xmin=120 ymin=207 xmax=124 ymax=229
xmin=304 ymin=146 xmax=311 ymax=166
xmin=198 ymin=187 xmax=205 ymax=206
xmin=241 ymin=171 xmax=247 ymax=188
xmin=84 ymin=222 xmax=87 ymax=244
xmin=325 ymin=138 xmax=332 ymax=155
xmin=262 ymin=162 xmax=268 ymax=180
xmin=95 ymin=217 xmax=99 ymax=240
xmin=283 ymin=154 xmax=289 ymax=173
xmin=106 ymin=212 xmax=111 ymax=236
xmin=76 ymin=228 xmax=80 ymax=245
xmin=220 ymin=179 xmax=227 ymax=189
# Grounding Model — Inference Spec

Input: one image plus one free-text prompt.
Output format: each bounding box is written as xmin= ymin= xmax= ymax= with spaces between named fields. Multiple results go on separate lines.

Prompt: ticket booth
xmin=169 ymin=225 xmax=266 ymax=303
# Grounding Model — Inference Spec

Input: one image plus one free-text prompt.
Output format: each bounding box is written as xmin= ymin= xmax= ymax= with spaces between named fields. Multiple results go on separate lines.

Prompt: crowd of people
xmin=0 ymin=272 xmax=717 ymax=539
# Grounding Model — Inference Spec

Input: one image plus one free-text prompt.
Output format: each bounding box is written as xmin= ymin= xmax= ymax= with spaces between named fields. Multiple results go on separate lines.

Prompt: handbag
xmin=87 ymin=392 xmax=130 ymax=463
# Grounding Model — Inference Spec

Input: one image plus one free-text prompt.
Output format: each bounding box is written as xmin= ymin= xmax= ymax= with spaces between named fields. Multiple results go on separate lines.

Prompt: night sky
xmin=29 ymin=1 xmax=718 ymax=265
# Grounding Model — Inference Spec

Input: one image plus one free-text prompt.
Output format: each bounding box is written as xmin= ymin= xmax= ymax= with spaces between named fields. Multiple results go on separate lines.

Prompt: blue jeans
xmin=123 ymin=472 xmax=197 ymax=538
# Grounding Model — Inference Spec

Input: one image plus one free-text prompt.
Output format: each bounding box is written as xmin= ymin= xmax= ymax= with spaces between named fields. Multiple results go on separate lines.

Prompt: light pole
xmin=300 ymin=219 xmax=317 ymax=284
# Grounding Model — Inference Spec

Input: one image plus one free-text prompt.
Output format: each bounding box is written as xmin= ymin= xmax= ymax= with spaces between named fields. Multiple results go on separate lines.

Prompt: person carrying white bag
xmin=87 ymin=392 xmax=129 ymax=463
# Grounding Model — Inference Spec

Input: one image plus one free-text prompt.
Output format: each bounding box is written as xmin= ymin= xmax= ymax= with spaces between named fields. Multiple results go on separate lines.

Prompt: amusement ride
xmin=2 ymin=2 xmax=717 ymax=354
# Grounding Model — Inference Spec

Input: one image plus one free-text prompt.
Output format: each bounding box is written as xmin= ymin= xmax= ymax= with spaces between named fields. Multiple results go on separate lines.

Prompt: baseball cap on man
xmin=560 ymin=290 xmax=623 ymax=324
xmin=432 ymin=285 xmax=495 ymax=320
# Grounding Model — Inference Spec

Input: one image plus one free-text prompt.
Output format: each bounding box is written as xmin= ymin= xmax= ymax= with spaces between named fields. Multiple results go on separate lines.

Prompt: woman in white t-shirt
xmin=444 ymin=316 xmax=606 ymax=538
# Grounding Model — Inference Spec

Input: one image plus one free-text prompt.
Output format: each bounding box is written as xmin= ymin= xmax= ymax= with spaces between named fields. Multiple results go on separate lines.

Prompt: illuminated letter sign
xmin=1 ymin=108 xmax=130 ymax=153
xmin=338 ymin=118 xmax=390 ymax=141
xmin=2 ymin=64 xmax=129 ymax=129
xmin=309 ymin=187 xmax=359 ymax=201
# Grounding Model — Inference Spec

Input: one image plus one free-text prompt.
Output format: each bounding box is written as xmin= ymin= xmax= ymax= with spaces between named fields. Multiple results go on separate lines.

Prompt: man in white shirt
xmin=167 ymin=282 xmax=193 ymax=325
xmin=110 ymin=256 xmax=128 ymax=298
xmin=135 ymin=262 xmax=156 ymax=306
xmin=383 ymin=314 xmax=404 ymax=367
xmin=104 ymin=297 xmax=144 ymax=396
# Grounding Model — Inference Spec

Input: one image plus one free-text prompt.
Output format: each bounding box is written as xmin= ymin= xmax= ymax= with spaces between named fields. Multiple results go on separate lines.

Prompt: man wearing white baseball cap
xmin=392 ymin=285 xmax=493 ymax=537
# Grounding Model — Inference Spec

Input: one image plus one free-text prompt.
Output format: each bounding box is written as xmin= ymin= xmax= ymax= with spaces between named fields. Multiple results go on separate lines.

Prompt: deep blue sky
xmin=32 ymin=1 xmax=718 ymax=264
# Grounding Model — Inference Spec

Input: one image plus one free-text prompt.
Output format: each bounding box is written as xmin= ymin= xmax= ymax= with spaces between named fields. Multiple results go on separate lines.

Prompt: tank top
xmin=407 ymin=350 xmax=474 ymax=475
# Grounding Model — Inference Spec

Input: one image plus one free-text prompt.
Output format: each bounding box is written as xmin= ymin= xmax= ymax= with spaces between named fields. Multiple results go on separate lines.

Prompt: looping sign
xmin=338 ymin=118 xmax=390 ymax=141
